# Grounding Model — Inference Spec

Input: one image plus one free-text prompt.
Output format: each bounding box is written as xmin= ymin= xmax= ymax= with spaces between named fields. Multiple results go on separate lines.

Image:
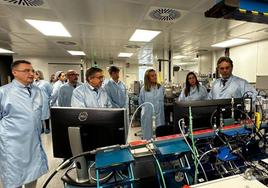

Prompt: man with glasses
xmin=71 ymin=67 xmax=112 ymax=108
xmin=208 ymin=56 xmax=257 ymax=99
xmin=0 ymin=60 xmax=48 ymax=188
xmin=58 ymin=70 xmax=81 ymax=107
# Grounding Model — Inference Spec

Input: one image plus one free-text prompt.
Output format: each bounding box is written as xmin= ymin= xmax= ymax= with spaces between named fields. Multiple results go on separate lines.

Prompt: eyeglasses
xmin=15 ymin=69 xmax=35 ymax=74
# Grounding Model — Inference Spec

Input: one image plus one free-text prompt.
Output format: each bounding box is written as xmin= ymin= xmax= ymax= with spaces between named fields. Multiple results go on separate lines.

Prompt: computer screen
xmin=173 ymin=98 xmax=243 ymax=132
xmin=50 ymin=107 xmax=127 ymax=158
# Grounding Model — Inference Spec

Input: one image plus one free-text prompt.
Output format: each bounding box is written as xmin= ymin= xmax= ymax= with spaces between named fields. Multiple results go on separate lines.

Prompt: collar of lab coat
xmin=67 ymin=81 xmax=76 ymax=88
xmin=221 ymin=74 xmax=233 ymax=81
xmin=190 ymin=85 xmax=197 ymax=89
xmin=110 ymin=78 xmax=121 ymax=85
xmin=13 ymin=79 xmax=32 ymax=88
xmin=87 ymin=82 xmax=97 ymax=91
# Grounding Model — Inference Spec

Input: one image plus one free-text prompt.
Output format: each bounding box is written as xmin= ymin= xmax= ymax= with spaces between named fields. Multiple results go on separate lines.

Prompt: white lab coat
xmin=104 ymin=79 xmax=128 ymax=108
xmin=71 ymin=83 xmax=112 ymax=108
xmin=139 ymin=86 xmax=165 ymax=140
xmin=208 ymin=75 xmax=257 ymax=100
xmin=50 ymin=80 xmax=64 ymax=106
xmin=0 ymin=79 xmax=48 ymax=188
xmin=33 ymin=80 xmax=52 ymax=120
xmin=58 ymin=82 xmax=82 ymax=107
xmin=179 ymin=85 xmax=208 ymax=101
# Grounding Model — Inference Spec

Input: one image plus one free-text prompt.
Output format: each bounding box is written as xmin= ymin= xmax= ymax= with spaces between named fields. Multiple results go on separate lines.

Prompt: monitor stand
xmin=68 ymin=126 xmax=89 ymax=183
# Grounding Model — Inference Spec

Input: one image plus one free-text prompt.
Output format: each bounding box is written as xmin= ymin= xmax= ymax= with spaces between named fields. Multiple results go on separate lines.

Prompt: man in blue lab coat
xmin=0 ymin=60 xmax=48 ymax=188
xmin=58 ymin=70 xmax=81 ymax=107
xmin=208 ymin=56 xmax=257 ymax=100
xmin=104 ymin=66 xmax=128 ymax=108
xmin=71 ymin=67 xmax=112 ymax=108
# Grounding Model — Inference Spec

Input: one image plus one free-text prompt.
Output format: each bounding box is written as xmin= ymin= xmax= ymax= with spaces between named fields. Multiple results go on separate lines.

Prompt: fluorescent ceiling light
xmin=173 ymin=55 xmax=187 ymax=59
xmin=67 ymin=51 xmax=85 ymax=56
xmin=118 ymin=52 xmax=133 ymax=57
xmin=0 ymin=48 xmax=14 ymax=53
xmin=25 ymin=19 xmax=71 ymax=37
xmin=129 ymin=29 xmax=161 ymax=42
xmin=211 ymin=38 xmax=250 ymax=48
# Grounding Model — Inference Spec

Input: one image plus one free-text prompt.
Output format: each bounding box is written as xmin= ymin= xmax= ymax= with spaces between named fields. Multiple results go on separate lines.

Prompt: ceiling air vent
xmin=198 ymin=49 xmax=209 ymax=54
xmin=56 ymin=41 xmax=77 ymax=46
xmin=0 ymin=0 xmax=48 ymax=8
xmin=125 ymin=44 xmax=141 ymax=49
xmin=145 ymin=6 xmax=187 ymax=23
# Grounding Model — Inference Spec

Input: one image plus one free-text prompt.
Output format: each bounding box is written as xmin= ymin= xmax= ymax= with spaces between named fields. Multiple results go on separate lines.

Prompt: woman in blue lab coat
xmin=34 ymin=70 xmax=52 ymax=133
xmin=139 ymin=69 xmax=165 ymax=140
xmin=178 ymin=72 xmax=208 ymax=101
xmin=50 ymin=71 xmax=65 ymax=106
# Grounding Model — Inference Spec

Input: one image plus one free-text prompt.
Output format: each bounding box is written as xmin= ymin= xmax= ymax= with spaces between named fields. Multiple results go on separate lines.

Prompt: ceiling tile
xmin=153 ymin=0 xmax=201 ymax=11
xmin=0 ymin=0 xmax=267 ymax=60
xmin=191 ymin=0 xmax=215 ymax=13
xmin=0 ymin=17 xmax=38 ymax=34
xmin=6 ymin=5 xmax=58 ymax=20
xmin=49 ymin=0 xmax=104 ymax=25
xmin=0 ymin=4 xmax=13 ymax=17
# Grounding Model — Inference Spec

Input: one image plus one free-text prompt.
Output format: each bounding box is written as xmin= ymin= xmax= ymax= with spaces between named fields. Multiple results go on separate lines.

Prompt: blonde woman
xmin=139 ymin=69 xmax=165 ymax=140
xmin=34 ymin=70 xmax=52 ymax=133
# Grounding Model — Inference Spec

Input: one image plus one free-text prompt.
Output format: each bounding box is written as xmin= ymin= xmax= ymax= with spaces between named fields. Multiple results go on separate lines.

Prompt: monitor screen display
xmin=50 ymin=107 xmax=127 ymax=158
xmin=173 ymin=98 xmax=243 ymax=132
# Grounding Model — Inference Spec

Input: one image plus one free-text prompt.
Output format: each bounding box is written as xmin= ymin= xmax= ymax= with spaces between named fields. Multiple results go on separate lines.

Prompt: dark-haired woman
xmin=178 ymin=72 xmax=208 ymax=101
xmin=50 ymin=71 xmax=65 ymax=106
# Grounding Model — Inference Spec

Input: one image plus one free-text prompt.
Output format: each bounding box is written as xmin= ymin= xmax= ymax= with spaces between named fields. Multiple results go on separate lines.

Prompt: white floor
xmin=0 ymin=127 xmax=141 ymax=188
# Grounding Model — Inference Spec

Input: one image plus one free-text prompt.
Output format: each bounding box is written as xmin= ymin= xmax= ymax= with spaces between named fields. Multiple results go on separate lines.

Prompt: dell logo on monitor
xmin=78 ymin=112 xmax=88 ymax=121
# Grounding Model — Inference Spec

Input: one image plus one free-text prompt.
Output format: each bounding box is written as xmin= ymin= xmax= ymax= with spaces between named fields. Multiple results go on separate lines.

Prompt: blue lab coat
xmin=50 ymin=80 xmax=64 ymax=106
xmin=104 ymin=79 xmax=128 ymax=108
xmin=208 ymin=75 xmax=257 ymax=100
xmin=58 ymin=82 xmax=82 ymax=107
xmin=0 ymin=79 xmax=48 ymax=188
xmin=139 ymin=86 xmax=165 ymax=140
xmin=33 ymin=80 xmax=52 ymax=120
xmin=178 ymin=85 xmax=208 ymax=101
xmin=71 ymin=83 xmax=112 ymax=108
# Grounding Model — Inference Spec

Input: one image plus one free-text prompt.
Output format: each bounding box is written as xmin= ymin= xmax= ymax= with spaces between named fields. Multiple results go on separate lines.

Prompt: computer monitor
xmin=50 ymin=107 xmax=127 ymax=158
xmin=173 ymin=98 xmax=243 ymax=132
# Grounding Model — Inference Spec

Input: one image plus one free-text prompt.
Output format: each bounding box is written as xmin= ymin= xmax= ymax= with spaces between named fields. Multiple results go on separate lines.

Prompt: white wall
xmin=180 ymin=64 xmax=199 ymax=73
xmin=211 ymin=50 xmax=225 ymax=74
xmin=209 ymin=39 xmax=268 ymax=83
xmin=257 ymin=40 xmax=268 ymax=75
xmin=124 ymin=63 xmax=139 ymax=89
xmin=174 ymin=70 xmax=190 ymax=85
xmin=199 ymin=53 xmax=212 ymax=74
xmin=230 ymin=42 xmax=258 ymax=82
